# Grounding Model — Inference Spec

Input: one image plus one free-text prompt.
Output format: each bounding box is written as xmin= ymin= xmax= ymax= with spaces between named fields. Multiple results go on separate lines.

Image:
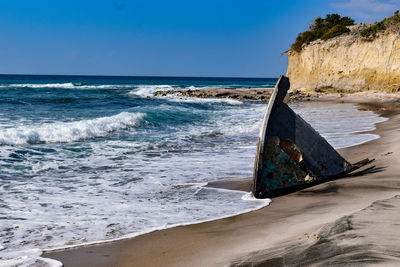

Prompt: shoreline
xmin=42 ymin=93 xmax=400 ymax=266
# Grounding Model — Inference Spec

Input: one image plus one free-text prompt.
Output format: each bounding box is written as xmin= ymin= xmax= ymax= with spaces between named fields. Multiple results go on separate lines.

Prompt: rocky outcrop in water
xmin=154 ymin=88 xmax=274 ymax=101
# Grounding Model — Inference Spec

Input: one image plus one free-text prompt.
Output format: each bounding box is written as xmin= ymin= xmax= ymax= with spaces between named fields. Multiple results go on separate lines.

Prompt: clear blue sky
xmin=0 ymin=0 xmax=397 ymax=77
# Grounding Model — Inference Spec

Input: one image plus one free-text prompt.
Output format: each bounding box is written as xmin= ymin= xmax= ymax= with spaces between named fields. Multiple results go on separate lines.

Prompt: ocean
xmin=0 ymin=75 xmax=386 ymax=266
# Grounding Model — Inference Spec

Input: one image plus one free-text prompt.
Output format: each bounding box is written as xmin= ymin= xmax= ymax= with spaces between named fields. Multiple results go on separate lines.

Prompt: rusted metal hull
xmin=252 ymin=75 xmax=355 ymax=198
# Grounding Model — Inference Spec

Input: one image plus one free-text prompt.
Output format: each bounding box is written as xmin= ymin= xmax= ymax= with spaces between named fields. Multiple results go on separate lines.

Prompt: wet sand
xmin=43 ymin=96 xmax=400 ymax=266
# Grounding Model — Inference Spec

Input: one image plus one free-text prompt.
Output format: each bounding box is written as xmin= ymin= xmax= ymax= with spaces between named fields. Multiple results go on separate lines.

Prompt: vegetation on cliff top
xmin=291 ymin=14 xmax=355 ymax=52
xmin=361 ymin=11 xmax=400 ymax=39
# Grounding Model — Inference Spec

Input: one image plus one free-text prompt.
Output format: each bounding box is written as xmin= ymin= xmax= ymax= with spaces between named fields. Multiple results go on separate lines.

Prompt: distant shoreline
xmin=0 ymin=73 xmax=278 ymax=80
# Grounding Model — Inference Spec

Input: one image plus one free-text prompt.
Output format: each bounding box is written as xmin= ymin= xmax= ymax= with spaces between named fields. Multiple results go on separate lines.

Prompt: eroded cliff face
xmin=287 ymin=24 xmax=400 ymax=92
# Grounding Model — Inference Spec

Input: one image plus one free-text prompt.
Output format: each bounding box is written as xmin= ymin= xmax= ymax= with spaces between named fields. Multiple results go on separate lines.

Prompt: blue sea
xmin=0 ymin=75 xmax=386 ymax=266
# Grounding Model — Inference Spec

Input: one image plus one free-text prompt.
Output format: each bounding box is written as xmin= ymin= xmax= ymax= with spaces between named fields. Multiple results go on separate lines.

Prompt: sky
xmin=0 ymin=0 xmax=398 ymax=77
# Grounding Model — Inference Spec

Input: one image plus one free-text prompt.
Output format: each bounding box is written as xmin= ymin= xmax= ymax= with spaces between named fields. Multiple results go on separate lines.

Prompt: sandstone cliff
xmin=286 ymin=23 xmax=400 ymax=92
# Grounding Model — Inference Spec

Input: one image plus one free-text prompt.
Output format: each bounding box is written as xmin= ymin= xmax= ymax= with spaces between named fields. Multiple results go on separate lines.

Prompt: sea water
xmin=0 ymin=75 xmax=386 ymax=266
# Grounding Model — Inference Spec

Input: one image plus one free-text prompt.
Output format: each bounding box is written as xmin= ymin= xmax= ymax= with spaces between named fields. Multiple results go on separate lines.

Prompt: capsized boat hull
xmin=252 ymin=75 xmax=360 ymax=198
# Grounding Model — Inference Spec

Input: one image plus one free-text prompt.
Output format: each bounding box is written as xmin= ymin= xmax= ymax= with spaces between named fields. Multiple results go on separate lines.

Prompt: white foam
xmin=128 ymin=85 xmax=246 ymax=106
xmin=0 ymin=83 xmax=132 ymax=89
xmin=242 ymin=192 xmax=264 ymax=201
xmin=39 ymin=188 xmax=270 ymax=265
xmin=129 ymin=85 xmax=175 ymax=98
xmin=0 ymin=112 xmax=144 ymax=145
xmin=0 ymin=248 xmax=42 ymax=267
xmin=37 ymin=256 xmax=63 ymax=267
xmin=165 ymin=95 xmax=244 ymax=105
xmin=290 ymin=102 xmax=388 ymax=149
xmin=128 ymin=85 xmax=247 ymax=106
xmin=3 ymin=186 xmax=270 ymax=267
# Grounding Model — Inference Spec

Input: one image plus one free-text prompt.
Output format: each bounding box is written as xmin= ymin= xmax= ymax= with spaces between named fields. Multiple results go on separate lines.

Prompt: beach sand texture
xmin=43 ymin=97 xmax=400 ymax=267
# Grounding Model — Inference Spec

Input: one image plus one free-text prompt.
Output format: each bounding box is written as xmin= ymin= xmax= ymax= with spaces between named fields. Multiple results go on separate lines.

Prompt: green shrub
xmin=361 ymin=11 xmax=400 ymax=38
xmin=321 ymin=24 xmax=350 ymax=40
xmin=291 ymin=14 xmax=354 ymax=52
xmin=360 ymin=22 xmax=386 ymax=38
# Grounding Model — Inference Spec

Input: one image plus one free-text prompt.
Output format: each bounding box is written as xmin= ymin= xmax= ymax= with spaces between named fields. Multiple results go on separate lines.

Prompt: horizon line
xmin=0 ymin=73 xmax=278 ymax=80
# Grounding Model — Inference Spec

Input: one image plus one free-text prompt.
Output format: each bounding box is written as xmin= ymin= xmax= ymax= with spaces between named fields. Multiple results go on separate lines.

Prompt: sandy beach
xmin=42 ymin=93 xmax=400 ymax=267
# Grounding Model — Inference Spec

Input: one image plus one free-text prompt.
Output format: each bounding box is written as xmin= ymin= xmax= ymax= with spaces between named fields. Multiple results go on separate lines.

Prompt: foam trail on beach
xmin=0 ymin=248 xmax=62 ymax=267
xmin=42 ymin=188 xmax=270 ymax=248
xmin=290 ymin=102 xmax=387 ymax=148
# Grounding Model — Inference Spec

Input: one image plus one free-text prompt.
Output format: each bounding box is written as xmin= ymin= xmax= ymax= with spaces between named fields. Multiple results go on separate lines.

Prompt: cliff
xmin=287 ymin=23 xmax=400 ymax=92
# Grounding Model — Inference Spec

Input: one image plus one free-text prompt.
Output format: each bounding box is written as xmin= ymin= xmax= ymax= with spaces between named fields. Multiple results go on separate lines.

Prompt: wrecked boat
xmin=252 ymin=75 xmax=370 ymax=198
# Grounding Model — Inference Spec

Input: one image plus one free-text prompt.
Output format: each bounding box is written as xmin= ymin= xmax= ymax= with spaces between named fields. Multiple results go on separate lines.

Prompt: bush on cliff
xmin=291 ymin=14 xmax=354 ymax=52
xmin=361 ymin=11 xmax=400 ymax=39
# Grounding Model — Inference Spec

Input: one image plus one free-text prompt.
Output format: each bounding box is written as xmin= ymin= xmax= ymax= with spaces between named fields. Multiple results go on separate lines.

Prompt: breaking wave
xmin=128 ymin=85 xmax=246 ymax=106
xmin=128 ymin=85 xmax=175 ymax=98
xmin=0 ymin=112 xmax=144 ymax=145
xmin=0 ymin=83 xmax=133 ymax=89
